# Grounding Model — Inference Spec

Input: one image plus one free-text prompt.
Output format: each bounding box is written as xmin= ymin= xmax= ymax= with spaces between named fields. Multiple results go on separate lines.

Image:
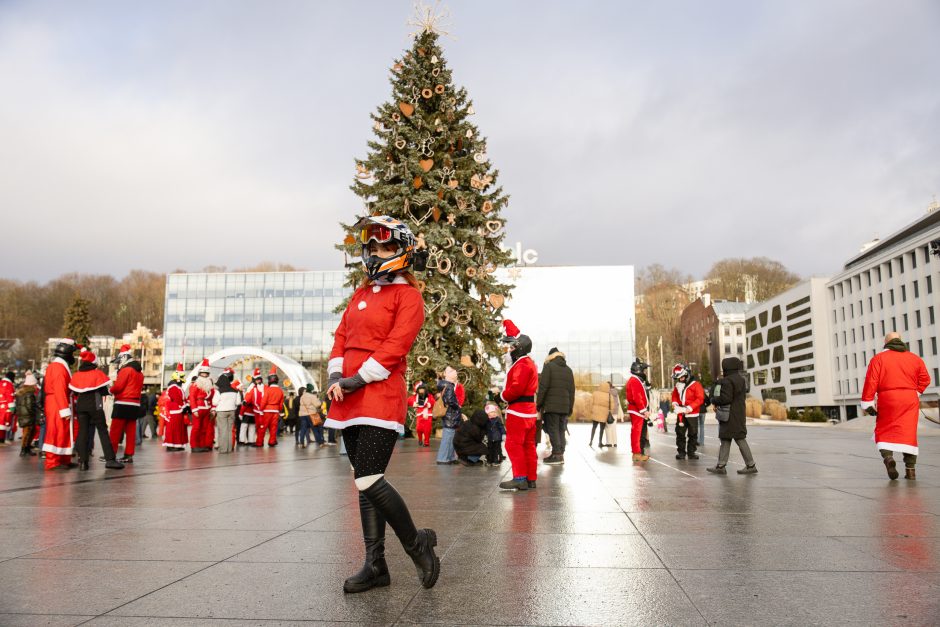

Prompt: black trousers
xmin=487 ymin=439 xmax=503 ymax=464
xmin=590 ymin=421 xmax=606 ymax=445
xmin=542 ymin=412 xmax=567 ymax=455
xmin=76 ymin=409 xmax=116 ymax=463
xmin=675 ymin=418 xmax=698 ymax=456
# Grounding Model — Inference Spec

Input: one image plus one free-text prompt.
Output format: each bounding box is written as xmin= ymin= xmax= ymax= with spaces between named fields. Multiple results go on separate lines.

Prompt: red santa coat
xmin=0 ymin=376 xmax=14 ymax=434
xmin=862 ymin=348 xmax=931 ymax=455
xmin=42 ymin=358 xmax=74 ymax=456
xmin=163 ymin=382 xmax=187 ymax=447
xmin=69 ymin=368 xmax=111 ymax=396
xmin=111 ymin=364 xmax=144 ymax=407
xmin=501 ymin=356 xmax=538 ymax=419
xmin=261 ymin=386 xmax=285 ymax=417
xmin=625 ymin=374 xmax=649 ymax=418
xmin=243 ymin=384 xmax=263 ymax=419
xmin=671 ymin=380 xmax=705 ymax=425
xmin=325 ymin=277 xmax=425 ymax=433
xmin=188 ymin=384 xmax=212 ymax=413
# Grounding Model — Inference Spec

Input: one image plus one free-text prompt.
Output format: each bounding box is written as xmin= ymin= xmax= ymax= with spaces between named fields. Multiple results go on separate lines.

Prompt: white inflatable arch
xmin=185 ymin=347 xmax=314 ymax=392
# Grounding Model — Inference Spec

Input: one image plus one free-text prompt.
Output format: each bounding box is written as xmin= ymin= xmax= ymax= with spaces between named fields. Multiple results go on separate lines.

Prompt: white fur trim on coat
xmin=860 ymin=400 xmax=876 ymax=411
xmin=358 ymin=357 xmax=391 ymax=383
xmin=875 ymin=440 xmax=918 ymax=456
xmin=324 ymin=416 xmax=404 ymax=434
xmin=328 ymin=357 xmax=344 ymax=376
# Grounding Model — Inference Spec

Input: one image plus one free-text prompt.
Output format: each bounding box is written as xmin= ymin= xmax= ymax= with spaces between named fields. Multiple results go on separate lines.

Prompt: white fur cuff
xmin=328 ymin=357 xmax=344 ymax=376
xmin=860 ymin=400 xmax=875 ymax=411
xmin=358 ymin=357 xmax=391 ymax=383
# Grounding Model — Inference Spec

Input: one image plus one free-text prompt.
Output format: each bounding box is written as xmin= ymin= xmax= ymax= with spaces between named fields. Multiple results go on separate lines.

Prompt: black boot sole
xmin=417 ymin=529 xmax=440 ymax=589
xmin=885 ymin=457 xmax=899 ymax=480
xmin=343 ymin=572 xmax=391 ymax=593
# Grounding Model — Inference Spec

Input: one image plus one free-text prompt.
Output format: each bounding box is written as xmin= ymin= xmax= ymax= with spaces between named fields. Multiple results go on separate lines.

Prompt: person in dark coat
xmin=707 ymin=357 xmax=757 ymax=475
xmin=454 ymin=409 xmax=489 ymax=466
xmin=537 ymin=347 xmax=575 ymax=465
xmin=484 ymin=402 xmax=506 ymax=464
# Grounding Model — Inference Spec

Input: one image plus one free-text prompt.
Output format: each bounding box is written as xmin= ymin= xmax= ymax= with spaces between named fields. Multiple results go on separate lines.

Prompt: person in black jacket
xmin=707 ymin=357 xmax=757 ymax=475
xmin=454 ymin=409 xmax=489 ymax=466
xmin=15 ymin=371 xmax=40 ymax=456
xmin=68 ymin=351 xmax=124 ymax=471
xmin=537 ymin=347 xmax=575 ymax=465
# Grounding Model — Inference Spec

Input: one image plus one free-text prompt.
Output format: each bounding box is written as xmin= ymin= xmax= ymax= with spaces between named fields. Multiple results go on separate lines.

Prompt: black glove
xmin=327 ymin=371 xmax=342 ymax=390
xmin=646 ymin=419 xmax=654 ymax=427
xmin=339 ymin=373 xmax=367 ymax=394
xmin=865 ymin=406 xmax=877 ymax=417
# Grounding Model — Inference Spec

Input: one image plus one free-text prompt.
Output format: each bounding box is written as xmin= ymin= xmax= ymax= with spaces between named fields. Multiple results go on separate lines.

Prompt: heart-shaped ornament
xmin=413 ymin=176 xmax=423 ymax=189
xmin=460 ymin=355 xmax=473 ymax=367
xmin=409 ymin=206 xmax=434 ymax=226
xmin=419 ymin=158 xmax=433 ymax=172
xmin=488 ymin=293 xmax=505 ymax=309
xmin=481 ymin=200 xmax=493 ymax=214
xmin=485 ymin=220 xmax=502 ymax=233
xmin=424 ymin=287 xmax=448 ymax=315
xmin=417 ymin=355 xmax=430 ymax=366
xmin=447 ymin=179 xmax=458 ymax=189
xmin=399 ymin=101 xmax=414 ymax=117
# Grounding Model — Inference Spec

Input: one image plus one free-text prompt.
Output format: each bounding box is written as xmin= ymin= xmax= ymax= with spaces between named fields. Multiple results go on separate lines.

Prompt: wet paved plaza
xmin=0 ymin=422 xmax=939 ymax=626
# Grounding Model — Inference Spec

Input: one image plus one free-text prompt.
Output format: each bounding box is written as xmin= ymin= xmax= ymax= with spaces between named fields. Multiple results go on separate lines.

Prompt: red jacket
xmin=408 ymin=386 xmax=434 ymax=427
xmin=188 ymin=383 xmax=213 ymax=412
xmin=501 ymin=355 xmax=538 ymax=419
xmin=625 ymin=374 xmax=649 ymax=418
xmin=326 ymin=277 xmax=425 ymax=432
xmin=671 ymin=380 xmax=705 ymax=424
xmin=261 ymin=386 xmax=285 ymax=415
xmin=243 ymin=384 xmax=264 ymax=416
xmin=111 ymin=363 xmax=144 ymax=407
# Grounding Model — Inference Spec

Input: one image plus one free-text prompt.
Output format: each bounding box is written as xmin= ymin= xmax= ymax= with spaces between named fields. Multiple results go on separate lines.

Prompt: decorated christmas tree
xmin=340 ymin=5 xmax=513 ymax=401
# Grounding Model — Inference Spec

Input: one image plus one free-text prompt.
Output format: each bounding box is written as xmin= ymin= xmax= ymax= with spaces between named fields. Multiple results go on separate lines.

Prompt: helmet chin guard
xmin=354 ymin=216 xmax=416 ymax=281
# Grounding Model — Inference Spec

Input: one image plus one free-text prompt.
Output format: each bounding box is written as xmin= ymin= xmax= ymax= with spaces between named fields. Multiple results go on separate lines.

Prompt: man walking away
xmin=538 ymin=347 xmax=574 ymax=465
xmin=862 ymin=332 xmax=932 ymax=481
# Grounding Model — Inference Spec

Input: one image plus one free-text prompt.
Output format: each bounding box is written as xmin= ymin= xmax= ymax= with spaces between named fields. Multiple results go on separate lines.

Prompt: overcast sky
xmin=2 ymin=0 xmax=938 ymax=283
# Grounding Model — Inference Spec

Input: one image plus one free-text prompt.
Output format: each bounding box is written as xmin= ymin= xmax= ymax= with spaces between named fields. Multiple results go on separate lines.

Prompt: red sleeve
xmin=671 ymin=388 xmax=679 ymax=405
xmin=861 ymin=357 xmax=881 ymax=404
xmin=687 ymin=382 xmax=705 ymax=413
xmin=917 ymin=360 xmax=931 ymax=393
xmin=455 ymin=384 xmax=466 ymax=406
xmin=359 ymin=288 xmax=425 ymax=382
xmin=111 ymin=368 xmax=128 ymax=397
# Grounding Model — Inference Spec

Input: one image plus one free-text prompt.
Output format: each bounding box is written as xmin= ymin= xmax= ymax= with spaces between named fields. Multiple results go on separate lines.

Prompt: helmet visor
xmin=360 ymin=224 xmax=394 ymax=244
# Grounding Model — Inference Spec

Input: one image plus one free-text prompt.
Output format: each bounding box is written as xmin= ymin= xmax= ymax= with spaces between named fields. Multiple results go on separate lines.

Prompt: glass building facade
xmin=163 ymin=265 xmax=636 ymax=387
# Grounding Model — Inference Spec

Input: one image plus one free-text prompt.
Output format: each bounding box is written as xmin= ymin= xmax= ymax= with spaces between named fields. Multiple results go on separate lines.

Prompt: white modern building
xmin=745 ymin=278 xmax=836 ymax=415
xmin=827 ymin=205 xmax=940 ymax=420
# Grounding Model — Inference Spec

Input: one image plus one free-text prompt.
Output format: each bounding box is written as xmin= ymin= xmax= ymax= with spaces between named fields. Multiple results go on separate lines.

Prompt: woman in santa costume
xmin=407 ymin=381 xmax=434 ymax=447
xmin=42 ymin=339 xmax=79 ymax=470
xmin=498 ymin=319 xmax=539 ymax=492
xmin=257 ymin=366 xmax=284 ymax=447
xmin=861 ymin=332 xmax=932 ymax=480
xmin=325 ymin=215 xmax=439 ymax=594
xmin=69 ymin=350 xmax=124 ymax=470
xmin=163 ymin=364 xmax=188 ymax=451
xmin=109 ymin=344 xmax=144 ymax=463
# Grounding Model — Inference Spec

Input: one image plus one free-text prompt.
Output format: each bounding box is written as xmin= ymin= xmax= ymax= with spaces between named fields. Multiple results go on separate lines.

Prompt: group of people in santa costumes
xmin=158 ymin=360 xmax=285 ymax=452
xmin=0 ymin=370 xmax=16 ymax=444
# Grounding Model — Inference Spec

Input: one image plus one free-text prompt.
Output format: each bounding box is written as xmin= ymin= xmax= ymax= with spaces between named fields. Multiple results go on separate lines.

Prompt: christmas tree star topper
xmin=407 ymin=1 xmax=454 ymax=39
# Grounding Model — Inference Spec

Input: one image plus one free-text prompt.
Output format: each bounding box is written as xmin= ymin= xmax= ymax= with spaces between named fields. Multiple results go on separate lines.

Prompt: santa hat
xmin=252 ymin=367 xmax=262 ymax=379
xmin=231 ymin=379 xmax=242 ymax=390
xmin=223 ymin=367 xmax=235 ymax=376
xmin=79 ymin=349 xmax=97 ymax=364
xmin=501 ymin=319 xmax=521 ymax=341
xmin=117 ymin=343 xmax=131 ymax=355
xmin=24 ymin=371 xmax=38 ymax=386
xmin=267 ymin=365 xmax=279 ymax=382
xmin=198 ymin=358 xmax=211 ymax=373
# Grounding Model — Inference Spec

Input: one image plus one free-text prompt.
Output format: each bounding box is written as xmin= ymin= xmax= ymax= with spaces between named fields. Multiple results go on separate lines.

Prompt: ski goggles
xmin=360 ymin=223 xmax=395 ymax=244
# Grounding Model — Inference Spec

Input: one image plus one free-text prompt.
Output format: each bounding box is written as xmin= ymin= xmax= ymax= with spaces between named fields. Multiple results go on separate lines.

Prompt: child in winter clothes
xmin=484 ymin=402 xmax=506 ymax=464
xmin=407 ymin=382 xmax=434 ymax=447
xmin=15 ymin=372 xmax=39 ymax=456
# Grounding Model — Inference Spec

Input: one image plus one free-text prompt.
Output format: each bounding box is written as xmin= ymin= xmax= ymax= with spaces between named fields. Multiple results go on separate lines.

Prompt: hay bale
xmin=745 ymin=397 xmax=762 ymax=418
xmin=762 ymin=399 xmax=788 ymax=421
xmin=572 ymin=391 xmax=594 ymax=422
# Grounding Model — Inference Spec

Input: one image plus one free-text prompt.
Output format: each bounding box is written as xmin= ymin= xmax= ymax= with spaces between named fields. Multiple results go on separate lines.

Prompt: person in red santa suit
xmin=626 ymin=359 xmax=651 ymax=462
xmin=862 ymin=332 xmax=932 ymax=481
xmin=188 ymin=359 xmax=215 ymax=452
xmin=69 ymin=350 xmax=124 ymax=471
xmin=0 ymin=370 xmax=15 ymax=444
xmin=325 ymin=215 xmax=439 ymax=594
xmin=108 ymin=344 xmax=144 ymax=463
xmin=42 ymin=339 xmax=79 ymax=470
xmin=671 ymin=362 xmax=704 ymax=460
xmin=257 ymin=366 xmax=283 ymax=447
xmin=240 ymin=369 xmax=263 ymax=446
xmin=162 ymin=364 xmax=188 ymax=451
xmin=497 ymin=319 xmax=539 ymax=492
xmin=407 ymin=381 xmax=434 ymax=447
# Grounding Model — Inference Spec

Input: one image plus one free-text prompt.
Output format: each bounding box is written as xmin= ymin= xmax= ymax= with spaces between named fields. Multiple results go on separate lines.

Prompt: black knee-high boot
xmin=362 ymin=478 xmax=440 ymax=589
xmin=343 ymin=492 xmax=390 ymax=593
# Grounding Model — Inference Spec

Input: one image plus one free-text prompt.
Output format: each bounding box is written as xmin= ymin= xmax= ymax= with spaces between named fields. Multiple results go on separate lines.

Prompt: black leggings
xmin=343 ymin=425 xmax=399 ymax=479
